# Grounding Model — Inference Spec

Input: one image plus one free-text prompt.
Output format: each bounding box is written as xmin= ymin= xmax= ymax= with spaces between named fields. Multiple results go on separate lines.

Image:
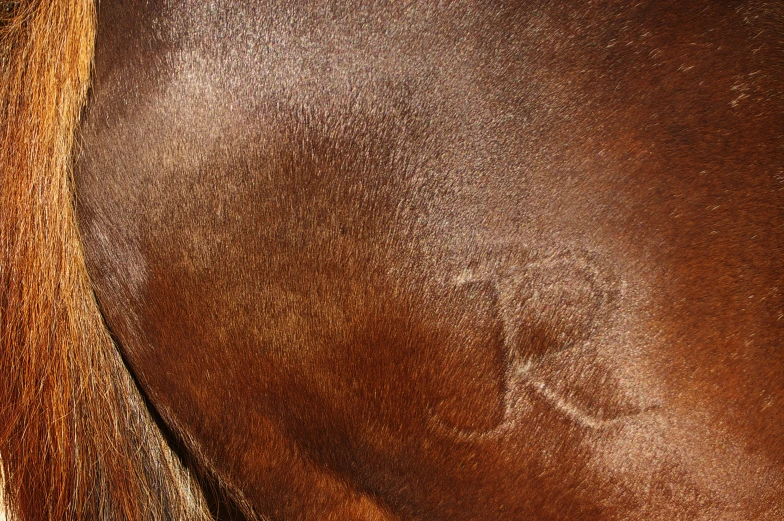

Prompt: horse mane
xmin=0 ymin=1 xmax=212 ymax=519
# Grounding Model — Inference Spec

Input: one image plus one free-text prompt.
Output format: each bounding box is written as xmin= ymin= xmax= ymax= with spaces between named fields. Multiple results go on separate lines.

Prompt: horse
xmin=1 ymin=0 xmax=782 ymax=519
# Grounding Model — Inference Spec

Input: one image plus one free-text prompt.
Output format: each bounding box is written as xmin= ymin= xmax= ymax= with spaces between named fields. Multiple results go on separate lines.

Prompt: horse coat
xmin=1 ymin=1 xmax=783 ymax=520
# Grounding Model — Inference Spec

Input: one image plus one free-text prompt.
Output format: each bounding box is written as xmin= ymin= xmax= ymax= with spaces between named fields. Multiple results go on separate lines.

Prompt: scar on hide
xmin=430 ymin=248 xmax=641 ymax=436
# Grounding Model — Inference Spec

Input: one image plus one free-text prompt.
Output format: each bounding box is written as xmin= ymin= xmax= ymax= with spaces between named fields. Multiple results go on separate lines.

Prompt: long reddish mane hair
xmin=0 ymin=1 xmax=210 ymax=519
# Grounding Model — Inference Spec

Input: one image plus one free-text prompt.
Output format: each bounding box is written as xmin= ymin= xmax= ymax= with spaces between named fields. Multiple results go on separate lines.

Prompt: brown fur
xmin=75 ymin=1 xmax=784 ymax=519
xmin=0 ymin=1 xmax=211 ymax=519
xmin=2 ymin=1 xmax=783 ymax=519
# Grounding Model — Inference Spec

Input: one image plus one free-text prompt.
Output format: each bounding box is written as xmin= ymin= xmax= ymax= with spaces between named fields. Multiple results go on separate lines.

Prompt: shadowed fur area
xmin=0 ymin=1 xmax=211 ymax=519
